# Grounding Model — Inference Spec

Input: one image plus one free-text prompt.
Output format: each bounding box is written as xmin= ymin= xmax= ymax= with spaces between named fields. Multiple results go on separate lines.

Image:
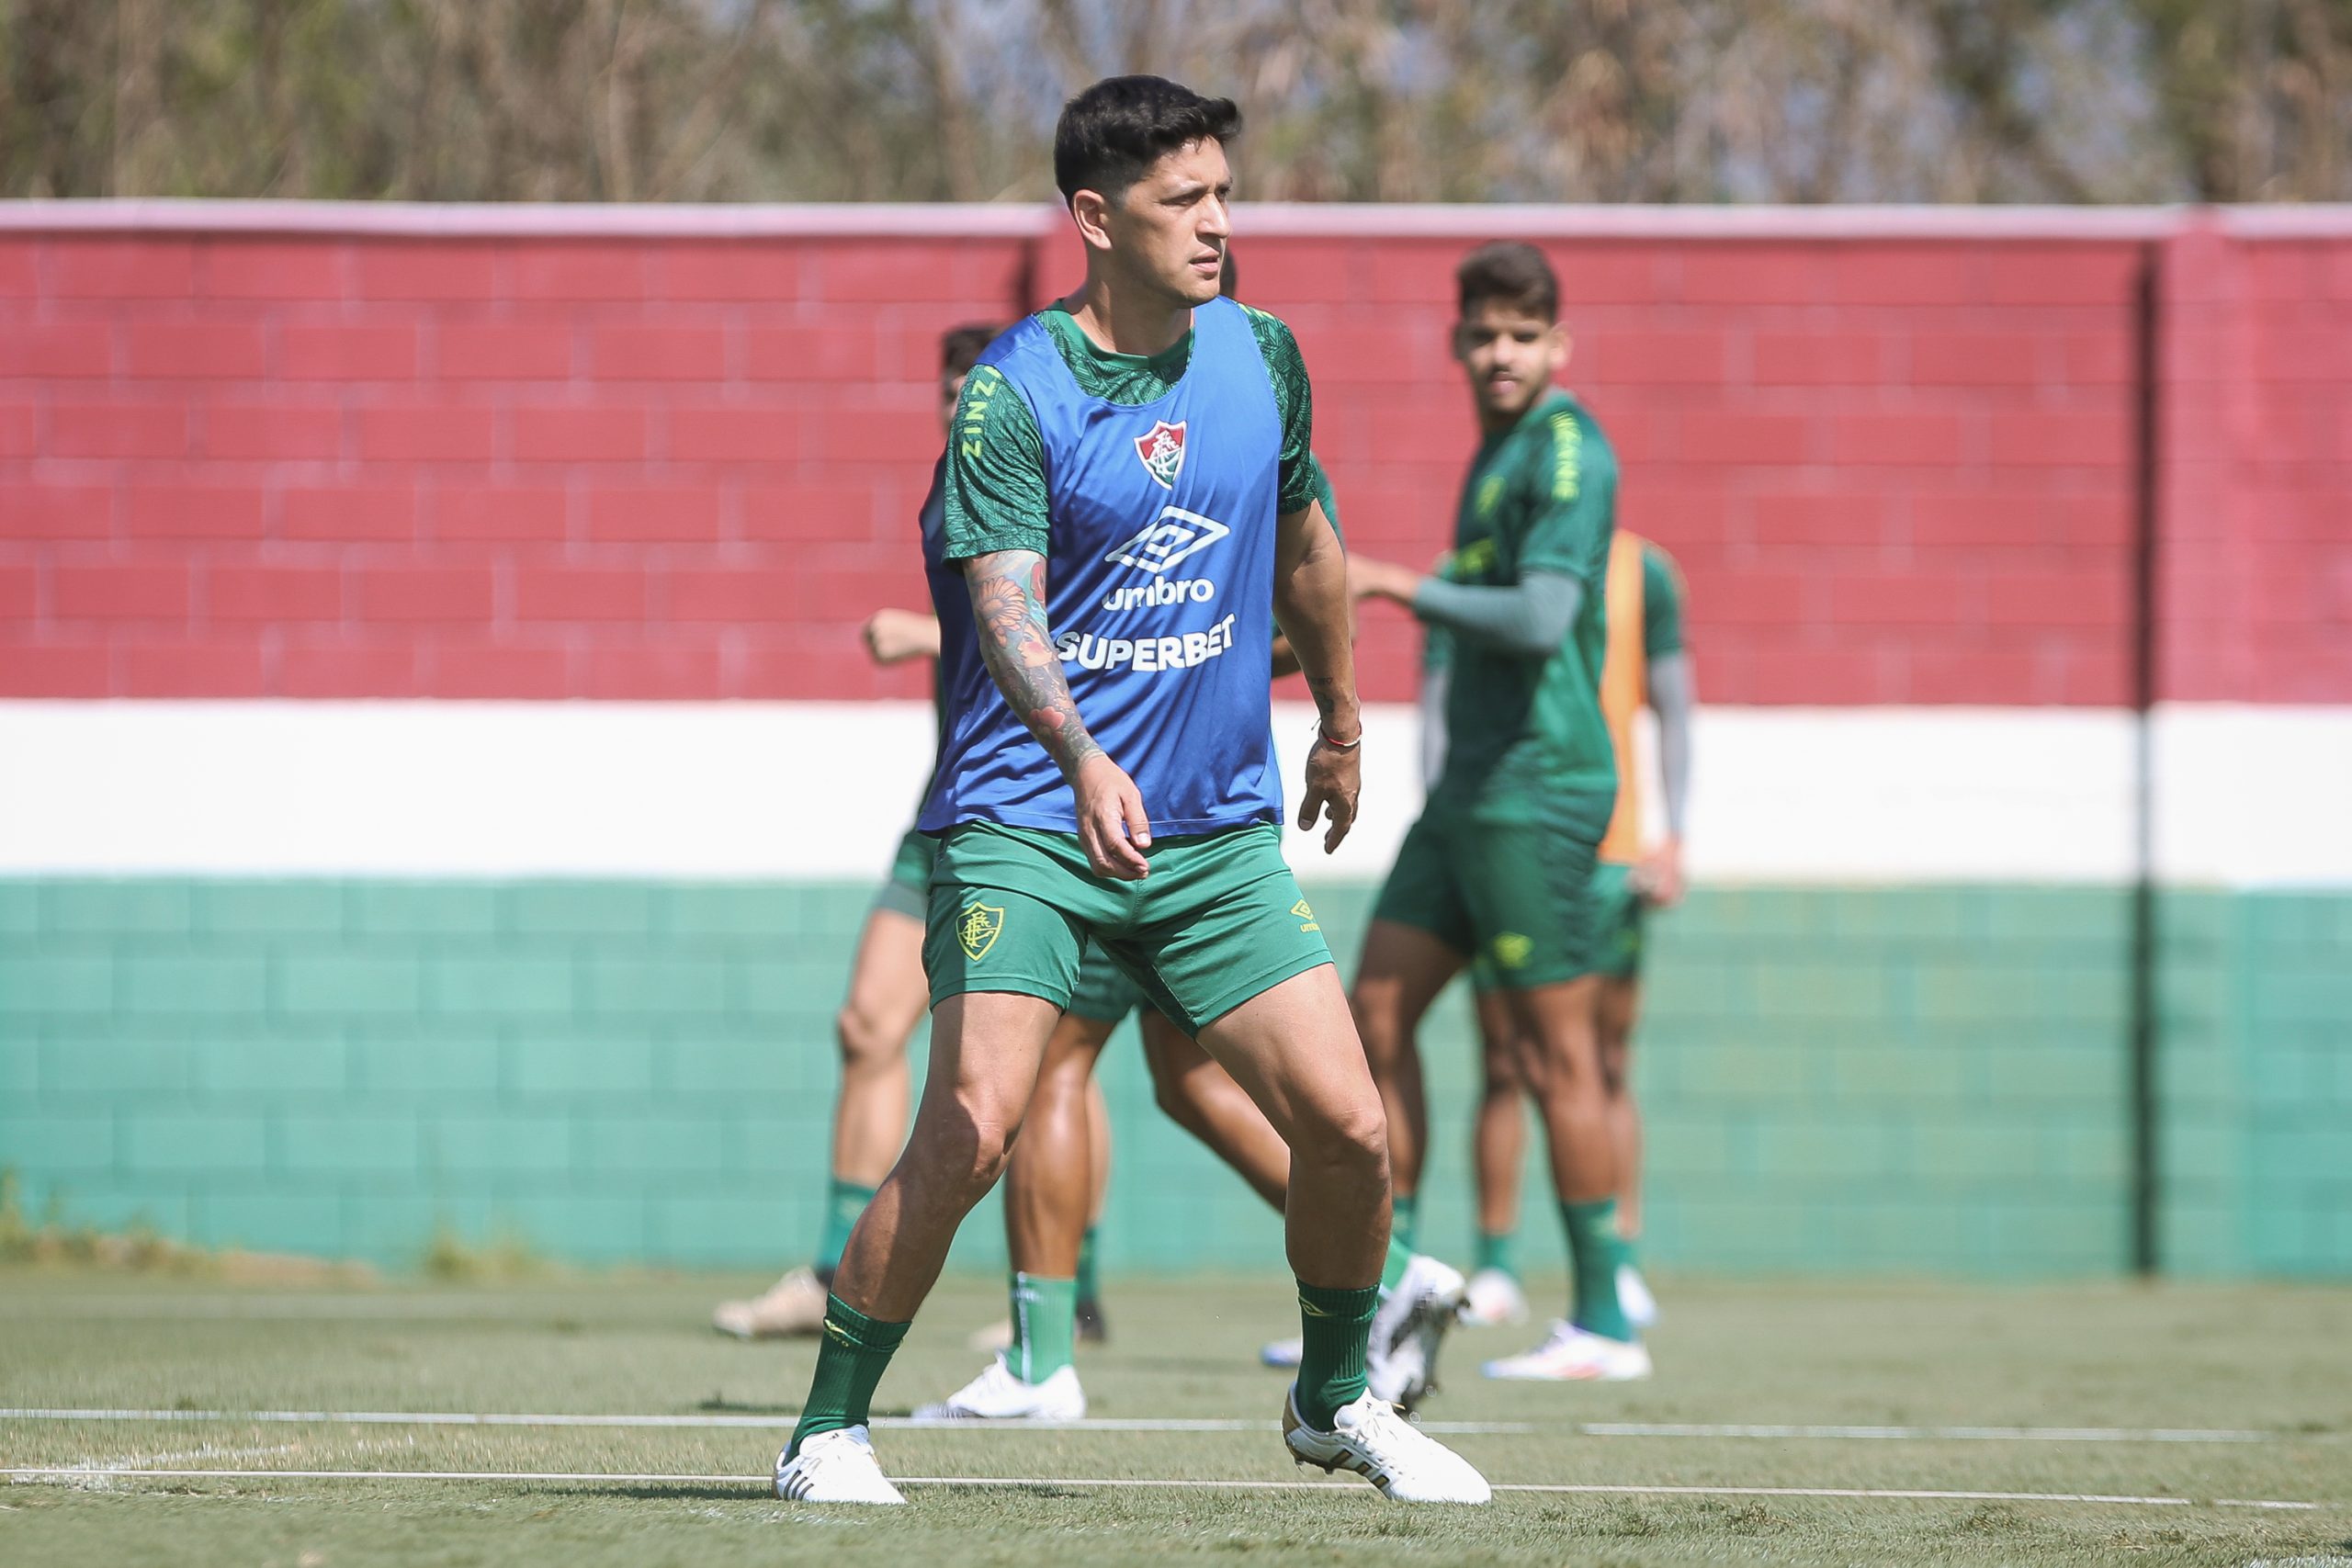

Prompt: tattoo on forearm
xmin=967 ymin=550 xmax=1103 ymax=774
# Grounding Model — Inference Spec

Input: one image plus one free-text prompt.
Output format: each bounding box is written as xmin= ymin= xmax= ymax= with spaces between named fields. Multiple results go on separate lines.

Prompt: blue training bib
xmin=921 ymin=296 xmax=1283 ymax=838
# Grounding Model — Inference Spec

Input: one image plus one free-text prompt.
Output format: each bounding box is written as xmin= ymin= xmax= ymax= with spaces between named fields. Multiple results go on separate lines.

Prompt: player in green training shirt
xmin=1349 ymin=241 xmax=1651 ymax=1382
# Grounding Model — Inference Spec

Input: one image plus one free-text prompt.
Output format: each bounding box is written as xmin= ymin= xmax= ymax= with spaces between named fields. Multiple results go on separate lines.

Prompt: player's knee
xmin=835 ymin=999 xmax=905 ymax=1072
xmin=1295 ymin=1093 xmax=1387 ymax=1178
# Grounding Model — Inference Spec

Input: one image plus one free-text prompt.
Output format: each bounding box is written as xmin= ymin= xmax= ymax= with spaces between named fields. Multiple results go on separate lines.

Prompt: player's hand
xmin=1634 ymin=840 xmax=1686 ymax=908
xmin=862 ymin=607 xmax=941 ymax=665
xmin=1072 ymin=751 xmax=1151 ymax=881
xmin=1347 ymin=557 xmax=1420 ymax=605
xmin=1297 ymin=732 xmax=1361 ymax=854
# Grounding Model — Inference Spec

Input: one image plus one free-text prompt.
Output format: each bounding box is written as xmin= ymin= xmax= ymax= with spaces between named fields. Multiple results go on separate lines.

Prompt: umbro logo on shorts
xmin=1293 ymin=898 xmax=1319 ymax=933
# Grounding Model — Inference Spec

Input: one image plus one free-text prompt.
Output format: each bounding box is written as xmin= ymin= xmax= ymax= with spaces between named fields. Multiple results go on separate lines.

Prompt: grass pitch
xmin=2 ymin=1268 xmax=2346 ymax=1566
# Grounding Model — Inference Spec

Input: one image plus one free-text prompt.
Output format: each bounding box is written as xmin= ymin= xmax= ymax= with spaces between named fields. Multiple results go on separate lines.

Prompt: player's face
xmin=937 ymin=370 xmax=967 ymax=434
xmin=1453 ymin=301 xmax=1568 ymax=423
xmin=1104 ymin=138 xmax=1232 ymax=308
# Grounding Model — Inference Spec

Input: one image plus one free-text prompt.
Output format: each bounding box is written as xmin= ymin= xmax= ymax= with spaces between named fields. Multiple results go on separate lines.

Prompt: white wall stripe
xmin=2 ymin=701 xmax=2344 ymax=886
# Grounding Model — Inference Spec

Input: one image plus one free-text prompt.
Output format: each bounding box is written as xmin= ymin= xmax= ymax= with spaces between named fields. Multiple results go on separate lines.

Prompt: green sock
xmin=1475 ymin=1227 xmax=1517 ymax=1280
xmin=787 ymin=1293 xmax=909 ymax=1457
xmin=814 ymin=1177 xmax=876 ymax=1278
xmin=1076 ymin=1226 xmax=1102 ymax=1303
xmin=1561 ymin=1197 xmax=1634 ymax=1342
xmin=1008 ymin=1272 xmax=1078 ymax=1383
xmin=1293 ymin=1279 xmax=1379 ymax=1430
xmin=1390 ymin=1191 xmax=1419 ymax=1254
xmin=1378 ymin=1232 xmax=1413 ymax=1294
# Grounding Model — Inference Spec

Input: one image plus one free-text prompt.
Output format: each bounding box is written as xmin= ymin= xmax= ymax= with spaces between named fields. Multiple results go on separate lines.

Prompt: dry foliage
xmin=1 ymin=0 xmax=2347 ymax=201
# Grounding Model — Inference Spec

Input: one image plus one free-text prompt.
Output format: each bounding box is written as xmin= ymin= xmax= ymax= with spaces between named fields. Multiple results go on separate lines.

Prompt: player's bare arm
xmin=964 ymin=547 xmax=1152 ymax=881
xmin=863 ymin=607 xmax=942 ymax=665
xmin=1272 ymin=498 xmax=1362 ymax=853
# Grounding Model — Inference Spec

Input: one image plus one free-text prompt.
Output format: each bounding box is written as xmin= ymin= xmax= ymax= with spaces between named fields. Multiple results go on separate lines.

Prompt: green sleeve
xmin=940 ymin=363 xmax=1050 ymax=561
xmin=1642 ymin=543 xmax=1687 ymax=660
xmin=1513 ymin=406 xmax=1616 ymax=586
xmin=1243 ymin=306 xmax=1317 ymax=515
xmin=1306 ymin=452 xmax=1343 ymax=546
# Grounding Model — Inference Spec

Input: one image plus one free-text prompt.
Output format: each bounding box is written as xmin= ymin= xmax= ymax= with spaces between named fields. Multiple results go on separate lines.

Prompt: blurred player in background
xmin=920 ymin=255 xmax=1466 ymax=1422
xmin=707 ymin=321 xmax=1136 ymax=1340
xmin=1349 ymin=241 xmax=1652 ymax=1383
xmin=1452 ymin=531 xmax=1694 ymax=1337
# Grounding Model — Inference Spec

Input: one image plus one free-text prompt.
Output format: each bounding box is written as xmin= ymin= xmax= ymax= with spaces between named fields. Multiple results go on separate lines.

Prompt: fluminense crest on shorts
xmin=957 ymin=901 xmax=1005 ymax=962
xmin=1134 ymin=419 xmax=1187 ymax=489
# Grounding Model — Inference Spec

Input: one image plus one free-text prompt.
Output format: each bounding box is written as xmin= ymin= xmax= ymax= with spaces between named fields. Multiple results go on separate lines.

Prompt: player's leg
xmin=1462 ymin=974 xmax=1532 ymax=1326
xmin=925 ymin=994 xmax=1120 ymax=1419
xmin=1596 ymin=970 xmax=1657 ymax=1329
xmin=1139 ymin=1008 xmax=1291 ymax=1207
xmin=1351 ymin=808 xmax=1476 ymax=1250
xmin=1130 ymin=827 xmax=1486 ymax=1502
xmin=1469 ymin=808 xmax=1649 ymax=1382
xmin=1589 ymin=858 xmax=1657 ymax=1328
xmin=778 ymin=833 xmax=1094 ymax=1501
xmin=716 ymin=845 xmax=928 ymax=1340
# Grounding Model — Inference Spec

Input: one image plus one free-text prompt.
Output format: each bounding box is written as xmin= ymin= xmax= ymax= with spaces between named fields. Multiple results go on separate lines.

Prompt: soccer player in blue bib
xmin=772 ymin=76 xmax=1489 ymax=1508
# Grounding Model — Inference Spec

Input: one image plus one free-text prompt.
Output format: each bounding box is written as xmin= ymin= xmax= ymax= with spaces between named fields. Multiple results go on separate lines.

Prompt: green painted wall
xmin=0 ymin=879 xmax=2343 ymax=1279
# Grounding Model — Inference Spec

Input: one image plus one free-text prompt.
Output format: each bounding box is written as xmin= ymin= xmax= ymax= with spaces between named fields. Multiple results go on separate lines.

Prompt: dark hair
xmin=1218 ymin=248 xmax=1239 ymax=299
xmin=1054 ymin=75 xmax=1242 ymax=208
xmin=1456 ymin=241 xmax=1558 ymax=321
xmin=939 ymin=322 xmax=1000 ymax=378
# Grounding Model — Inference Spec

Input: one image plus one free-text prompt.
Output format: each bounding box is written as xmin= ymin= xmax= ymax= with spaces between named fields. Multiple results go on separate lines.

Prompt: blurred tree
xmin=0 ymin=0 xmax=2344 ymax=201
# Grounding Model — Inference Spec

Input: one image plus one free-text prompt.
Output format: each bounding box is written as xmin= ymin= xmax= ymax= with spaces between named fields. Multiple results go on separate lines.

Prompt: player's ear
xmin=1449 ymin=321 xmax=1473 ymax=365
xmin=1069 ymin=188 xmax=1116 ymax=254
xmin=1552 ymin=324 xmax=1573 ymax=372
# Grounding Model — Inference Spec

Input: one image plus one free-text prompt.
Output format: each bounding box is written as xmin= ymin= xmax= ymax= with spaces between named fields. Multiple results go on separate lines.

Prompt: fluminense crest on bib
xmin=957 ymin=901 xmax=1005 ymax=962
xmin=1134 ymin=419 xmax=1187 ymax=489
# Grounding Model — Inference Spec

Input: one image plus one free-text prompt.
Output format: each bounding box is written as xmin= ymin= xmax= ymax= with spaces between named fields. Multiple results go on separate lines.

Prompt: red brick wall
xmin=1 ymin=209 xmax=2345 ymax=705
xmin=2157 ymin=222 xmax=2352 ymax=705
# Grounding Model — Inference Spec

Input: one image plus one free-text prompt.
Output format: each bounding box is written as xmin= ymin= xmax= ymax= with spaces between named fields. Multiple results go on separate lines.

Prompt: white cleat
xmin=1260 ymin=1335 xmax=1303 ymax=1370
xmin=773 ymin=1425 xmax=906 ymax=1504
xmin=1366 ymin=1253 xmax=1466 ymax=1413
xmin=910 ymin=1355 xmax=1086 ymax=1421
xmin=1482 ymin=1321 xmax=1653 ymax=1382
xmin=1460 ymin=1267 xmax=1530 ymax=1327
xmin=1617 ymin=1262 xmax=1658 ymax=1330
xmin=1283 ymin=1386 xmax=1491 ymax=1504
xmin=714 ymin=1265 xmax=829 ymax=1339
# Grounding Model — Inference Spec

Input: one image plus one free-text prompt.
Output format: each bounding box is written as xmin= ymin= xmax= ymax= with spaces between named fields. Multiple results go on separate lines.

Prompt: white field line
xmin=0 ymin=1467 xmax=2332 ymax=1511
xmin=0 ymin=1408 xmax=2310 ymax=1445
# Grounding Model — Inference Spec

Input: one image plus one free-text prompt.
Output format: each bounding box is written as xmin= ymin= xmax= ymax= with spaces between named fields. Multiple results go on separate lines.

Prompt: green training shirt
xmin=942 ymin=302 xmax=1317 ymax=560
xmin=1430 ymin=389 xmax=1620 ymax=818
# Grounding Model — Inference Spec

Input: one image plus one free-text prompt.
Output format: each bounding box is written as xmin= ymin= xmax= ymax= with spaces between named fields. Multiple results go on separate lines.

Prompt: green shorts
xmin=1589 ymin=861 xmax=1646 ymax=980
xmin=924 ymin=820 xmax=1331 ymax=1035
xmin=1373 ymin=788 xmax=1612 ymax=990
xmin=873 ymin=826 xmax=938 ymax=920
xmin=1067 ymin=942 xmax=1155 ymax=1024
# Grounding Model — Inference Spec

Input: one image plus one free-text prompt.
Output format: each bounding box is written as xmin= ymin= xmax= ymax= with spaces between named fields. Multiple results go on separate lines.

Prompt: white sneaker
xmin=713 ymin=1265 xmax=828 ymax=1339
xmin=1283 ymin=1386 xmax=1490 ymax=1504
xmin=1366 ymin=1253 xmax=1465 ymax=1412
xmin=1482 ymin=1320 xmax=1652 ymax=1382
xmin=1617 ymin=1262 xmax=1658 ymax=1329
xmin=910 ymin=1355 xmax=1086 ymax=1421
xmin=1460 ymin=1268 xmax=1530 ymax=1327
xmin=773 ymin=1425 xmax=905 ymax=1504
xmin=1260 ymin=1335 xmax=1303 ymax=1370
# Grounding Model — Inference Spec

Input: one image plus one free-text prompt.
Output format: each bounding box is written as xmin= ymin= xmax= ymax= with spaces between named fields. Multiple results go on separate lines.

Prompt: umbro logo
xmin=1105 ymin=506 xmax=1230 ymax=575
